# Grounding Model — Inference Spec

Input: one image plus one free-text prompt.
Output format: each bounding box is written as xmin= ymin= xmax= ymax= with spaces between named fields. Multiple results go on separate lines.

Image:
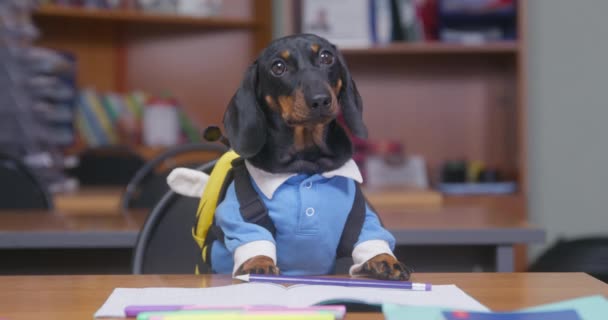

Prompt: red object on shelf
xmin=416 ymin=0 xmax=439 ymax=40
xmin=337 ymin=114 xmax=369 ymax=179
xmin=368 ymin=140 xmax=403 ymax=155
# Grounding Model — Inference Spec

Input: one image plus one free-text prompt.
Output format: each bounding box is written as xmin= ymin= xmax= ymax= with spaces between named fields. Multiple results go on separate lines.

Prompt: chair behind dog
xmin=122 ymin=143 xmax=226 ymax=209
xmin=529 ymin=236 xmax=608 ymax=283
xmin=132 ymin=161 xmax=216 ymax=274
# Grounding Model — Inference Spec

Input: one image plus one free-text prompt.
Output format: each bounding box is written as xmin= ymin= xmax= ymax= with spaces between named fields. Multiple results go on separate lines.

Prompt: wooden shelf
xmin=52 ymin=185 xmax=522 ymax=213
xmin=443 ymin=193 xmax=526 ymax=217
xmin=341 ymin=41 xmax=519 ymax=55
xmin=363 ymin=187 xmax=444 ymax=209
xmin=33 ymin=5 xmax=258 ymax=29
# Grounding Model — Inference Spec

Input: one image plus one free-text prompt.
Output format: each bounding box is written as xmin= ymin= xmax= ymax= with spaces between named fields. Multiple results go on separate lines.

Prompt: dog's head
xmin=223 ymin=34 xmax=367 ymax=172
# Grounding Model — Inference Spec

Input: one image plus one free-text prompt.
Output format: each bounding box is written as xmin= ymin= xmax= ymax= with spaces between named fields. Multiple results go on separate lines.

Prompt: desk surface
xmin=0 ymin=202 xmax=544 ymax=249
xmin=0 ymin=273 xmax=606 ymax=320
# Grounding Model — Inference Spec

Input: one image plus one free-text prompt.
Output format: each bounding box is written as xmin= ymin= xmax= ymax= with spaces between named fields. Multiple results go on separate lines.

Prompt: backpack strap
xmin=203 ymin=168 xmax=235 ymax=263
xmin=231 ymin=158 xmax=277 ymax=236
xmin=193 ymin=150 xmax=240 ymax=247
xmin=203 ymin=158 xmax=276 ymax=265
xmin=335 ymin=182 xmax=367 ymax=258
xmin=208 ymin=158 xmax=276 ymax=246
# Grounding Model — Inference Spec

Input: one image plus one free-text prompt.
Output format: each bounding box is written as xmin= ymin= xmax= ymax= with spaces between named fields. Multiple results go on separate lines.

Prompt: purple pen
xmin=233 ymin=274 xmax=432 ymax=291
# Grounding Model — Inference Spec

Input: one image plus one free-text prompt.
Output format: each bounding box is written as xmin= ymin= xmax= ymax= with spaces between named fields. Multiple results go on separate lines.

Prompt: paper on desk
xmin=94 ymin=283 xmax=488 ymax=318
xmin=383 ymin=304 xmax=448 ymax=320
xmin=522 ymin=295 xmax=608 ymax=320
xmin=382 ymin=295 xmax=608 ymax=320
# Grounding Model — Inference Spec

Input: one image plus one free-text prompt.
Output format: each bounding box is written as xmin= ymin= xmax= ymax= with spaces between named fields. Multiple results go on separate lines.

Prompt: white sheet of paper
xmin=94 ymin=283 xmax=488 ymax=317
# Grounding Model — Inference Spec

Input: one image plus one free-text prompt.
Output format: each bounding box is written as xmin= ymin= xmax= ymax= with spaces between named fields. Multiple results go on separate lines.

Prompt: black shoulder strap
xmin=336 ymin=182 xmax=367 ymax=258
xmin=231 ymin=158 xmax=276 ymax=236
xmin=204 ymin=158 xmax=275 ymax=264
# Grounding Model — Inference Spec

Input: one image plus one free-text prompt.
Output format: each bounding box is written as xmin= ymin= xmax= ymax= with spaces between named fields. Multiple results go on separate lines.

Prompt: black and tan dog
xmin=225 ymin=34 xmax=361 ymax=175
xmin=219 ymin=34 xmax=411 ymax=280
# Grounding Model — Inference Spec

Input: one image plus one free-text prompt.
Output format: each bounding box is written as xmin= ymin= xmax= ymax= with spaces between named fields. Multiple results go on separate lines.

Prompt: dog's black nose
xmin=310 ymin=94 xmax=331 ymax=110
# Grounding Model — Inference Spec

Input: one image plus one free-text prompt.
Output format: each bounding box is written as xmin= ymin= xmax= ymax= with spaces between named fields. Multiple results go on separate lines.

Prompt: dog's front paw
xmin=235 ymin=255 xmax=280 ymax=275
xmin=357 ymin=254 xmax=412 ymax=281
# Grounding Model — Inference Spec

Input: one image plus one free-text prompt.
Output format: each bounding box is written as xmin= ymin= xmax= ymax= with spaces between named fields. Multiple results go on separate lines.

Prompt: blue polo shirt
xmin=210 ymin=163 xmax=396 ymax=275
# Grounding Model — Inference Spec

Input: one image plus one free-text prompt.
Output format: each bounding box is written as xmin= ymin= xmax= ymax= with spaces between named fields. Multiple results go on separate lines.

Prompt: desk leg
xmin=495 ymin=245 xmax=514 ymax=272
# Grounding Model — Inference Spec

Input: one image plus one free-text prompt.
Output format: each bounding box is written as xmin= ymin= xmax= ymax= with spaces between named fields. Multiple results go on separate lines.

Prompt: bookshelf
xmin=295 ymin=1 xmax=528 ymax=210
xmin=32 ymin=1 xmax=272 ymax=136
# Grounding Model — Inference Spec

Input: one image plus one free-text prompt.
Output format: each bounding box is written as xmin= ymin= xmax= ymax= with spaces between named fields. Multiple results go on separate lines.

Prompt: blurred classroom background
xmin=0 ymin=0 xmax=606 ymax=278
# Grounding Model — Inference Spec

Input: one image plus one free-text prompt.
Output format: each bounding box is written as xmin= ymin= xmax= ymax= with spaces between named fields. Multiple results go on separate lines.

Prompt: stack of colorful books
xmin=75 ymin=89 xmax=201 ymax=148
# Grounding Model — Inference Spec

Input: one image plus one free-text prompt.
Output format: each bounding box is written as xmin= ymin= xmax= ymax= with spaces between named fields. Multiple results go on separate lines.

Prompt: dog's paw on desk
xmin=357 ymin=254 xmax=412 ymax=281
xmin=235 ymin=255 xmax=280 ymax=275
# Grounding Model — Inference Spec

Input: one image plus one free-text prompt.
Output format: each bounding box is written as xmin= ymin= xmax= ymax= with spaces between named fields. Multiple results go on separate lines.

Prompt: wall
xmin=272 ymin=0 xmax=293 ymax=39
xmin=527 ymin=0 xmax=608 ymax=259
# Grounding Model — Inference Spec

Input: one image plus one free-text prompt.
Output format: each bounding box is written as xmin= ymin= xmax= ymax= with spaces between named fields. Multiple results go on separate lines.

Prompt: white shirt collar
xmin=244 ymin=159 xmax=363 ymax=200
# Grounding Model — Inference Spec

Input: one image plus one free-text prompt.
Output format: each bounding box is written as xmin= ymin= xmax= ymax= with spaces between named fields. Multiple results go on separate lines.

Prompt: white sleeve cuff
xmin=349 ymin=240 xmax=395 ymax=276
xmin=233 ymin=240 xmax=277 ymax=275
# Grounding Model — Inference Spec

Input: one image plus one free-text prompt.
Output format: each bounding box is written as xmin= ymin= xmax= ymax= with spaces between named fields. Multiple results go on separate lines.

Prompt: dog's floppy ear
xmin=336 ymin=49 xmax=368 ymax=139
xmin=223 ymin=62 xmax=267 ymax=158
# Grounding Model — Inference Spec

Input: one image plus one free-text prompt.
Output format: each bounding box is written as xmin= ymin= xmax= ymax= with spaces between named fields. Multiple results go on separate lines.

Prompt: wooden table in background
xmin=0 ymin=273 xmax=606 ymax=320
xmin=0 ymin=187 xmax=543 ymax=273
xmin=51 ymin=186 xmax=445 ymax=214
xmin=54 ymin=187 xmax=125 ymax=215
xmin=0 ymin=208 xmax=148 ymax=275
xmin=0 ymin=206 xmax=543 ymax=274
xmin=379 ymin=205 xmax=544 ymax=272
xmin=0 ymin=209 xmax=147 ymax=249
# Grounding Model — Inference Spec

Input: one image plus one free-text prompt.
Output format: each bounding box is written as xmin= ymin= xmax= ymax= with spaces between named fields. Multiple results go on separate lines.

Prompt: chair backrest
xmin=122 ymin=143 xmax=226 ymax=209
xmin=528 ymin=237 xmax=608 ymax=283
xmin=0 ymin=152 xmax=53 ymax=209
xmin=132 ymin=161 xmax=216 ymax=274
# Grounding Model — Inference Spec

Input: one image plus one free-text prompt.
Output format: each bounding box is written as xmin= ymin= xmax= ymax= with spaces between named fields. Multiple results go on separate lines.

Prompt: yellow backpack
xmin=191 ymin=150 xmax=239 ymax=274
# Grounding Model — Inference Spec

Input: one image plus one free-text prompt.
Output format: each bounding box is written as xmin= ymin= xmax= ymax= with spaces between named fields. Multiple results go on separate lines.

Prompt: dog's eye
xmin=319 ymin=50 xmax=334 ymax=65
xmin=271 ymin=60 xmax=286 ymax=76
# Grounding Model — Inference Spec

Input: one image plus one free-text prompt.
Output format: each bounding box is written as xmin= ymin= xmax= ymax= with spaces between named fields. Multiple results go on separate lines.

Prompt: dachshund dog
xmin=219 ymin=34 xmax=411 ymax=281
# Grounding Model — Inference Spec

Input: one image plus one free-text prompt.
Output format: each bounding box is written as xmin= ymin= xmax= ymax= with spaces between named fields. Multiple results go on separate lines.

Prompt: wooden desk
xmin=52 ymin=186 xmax=443 ymax=214
xmin=54 ymin=187 xmax=125 ymax=215
xmin=0 ymin=273 xmax=606 ymax=320
xmin=0 ymin=210 xmax=147 ymax=249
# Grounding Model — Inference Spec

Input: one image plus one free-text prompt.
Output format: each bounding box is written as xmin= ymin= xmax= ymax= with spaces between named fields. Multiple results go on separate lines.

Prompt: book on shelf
xmin=77 ymin=89 xmax=109 ymax=146
xmin=300 ymin=0 xmax=516 ymax=48
xmin=437 ymin=0 xmax=517 ymax=43
xmin=301 ymin=0 xmax=435 ymax=48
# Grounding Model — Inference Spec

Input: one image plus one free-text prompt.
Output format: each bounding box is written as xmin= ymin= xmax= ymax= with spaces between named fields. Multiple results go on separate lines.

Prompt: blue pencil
xmin=233 ymin=274 xmax=432 ymax=291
